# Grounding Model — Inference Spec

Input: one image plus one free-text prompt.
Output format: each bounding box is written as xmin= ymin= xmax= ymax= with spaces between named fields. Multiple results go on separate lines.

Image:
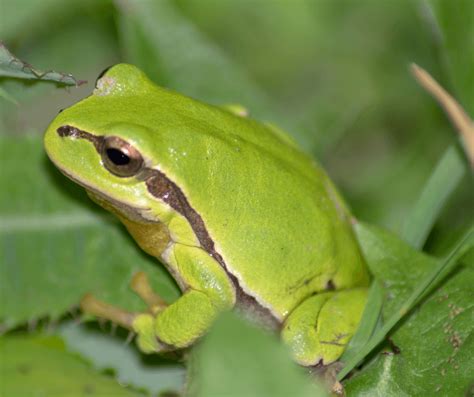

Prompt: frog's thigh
xmin=281 ymin=288 xmax=368 ymax=366
xmin=133 ymin=244 xmax=235 ymax=353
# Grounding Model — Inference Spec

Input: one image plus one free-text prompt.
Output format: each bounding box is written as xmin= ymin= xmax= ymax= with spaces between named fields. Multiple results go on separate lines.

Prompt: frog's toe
xmin=133 ymin=313 xmax=174 ymax=353
xmin=130 ymin=271 xmax=168 ymax=314
xmin=80 ymin=293 xmax=136 ymax=330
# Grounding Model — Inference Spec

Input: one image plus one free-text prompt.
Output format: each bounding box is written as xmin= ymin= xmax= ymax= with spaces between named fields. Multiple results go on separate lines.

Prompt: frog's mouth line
xmin=56 ymin=125 xmax=282 ymax=328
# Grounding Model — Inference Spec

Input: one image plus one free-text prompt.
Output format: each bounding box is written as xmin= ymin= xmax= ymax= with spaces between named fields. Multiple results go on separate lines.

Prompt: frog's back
xmin=137 ymin=88 xmax=369 ymax=320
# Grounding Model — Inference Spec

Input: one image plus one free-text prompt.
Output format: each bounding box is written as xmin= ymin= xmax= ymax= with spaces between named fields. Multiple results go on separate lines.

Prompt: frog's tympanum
xmin=44 ymin=64 xmax=370 ymax=366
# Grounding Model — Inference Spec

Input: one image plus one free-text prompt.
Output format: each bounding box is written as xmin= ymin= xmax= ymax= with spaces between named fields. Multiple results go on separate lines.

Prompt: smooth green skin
xmin=44 ymin=64 xmax=370 ymax=366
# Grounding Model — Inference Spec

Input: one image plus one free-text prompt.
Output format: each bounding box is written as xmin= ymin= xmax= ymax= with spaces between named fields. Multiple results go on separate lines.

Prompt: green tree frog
xmin=44 ymin=64 xmax=370 ymax=366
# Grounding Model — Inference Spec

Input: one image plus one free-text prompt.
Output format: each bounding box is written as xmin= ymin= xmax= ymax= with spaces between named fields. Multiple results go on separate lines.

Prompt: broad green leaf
xmin=356 ymin=223 xmax=438 ymax=313
xmin=0 ymin=43 xmax=84 ymax=85
xmin=0 ymin=335 xmax=144 ymax=397
xmin=59 ymin=322 xmax=185 ymax=395
xmin=343 ymin=223 xmax=474 ymax=395
xmin=188 ymin=312 xmax=326 ymax=397
xmin=340 ymin=224 xmax=472 ymax=379
xmin=0 ymin=135 xmax=179 ymax=330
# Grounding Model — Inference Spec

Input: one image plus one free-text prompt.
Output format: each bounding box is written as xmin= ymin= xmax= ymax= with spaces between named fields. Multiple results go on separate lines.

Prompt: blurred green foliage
xmin=1 ymin=0 xmax=473 ymax=396
xmin=0 ymin=335 xmax=145 ymax=397
xmin=2 ymin=0 xmax=471 ymax=238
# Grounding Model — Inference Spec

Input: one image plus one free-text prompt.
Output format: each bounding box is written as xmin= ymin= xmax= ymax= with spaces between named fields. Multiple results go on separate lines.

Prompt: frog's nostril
xmin=325 ymin=280 xmax=336 ymax=291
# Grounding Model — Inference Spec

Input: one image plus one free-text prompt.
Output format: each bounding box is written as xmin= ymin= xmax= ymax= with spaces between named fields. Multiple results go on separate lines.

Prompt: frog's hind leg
xmin=281 ymin=288 xmax=368 ymax=366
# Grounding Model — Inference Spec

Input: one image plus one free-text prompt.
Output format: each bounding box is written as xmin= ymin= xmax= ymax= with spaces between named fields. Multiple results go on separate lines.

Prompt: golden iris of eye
xmin=101 ymin=136 xmax=144 ymax=177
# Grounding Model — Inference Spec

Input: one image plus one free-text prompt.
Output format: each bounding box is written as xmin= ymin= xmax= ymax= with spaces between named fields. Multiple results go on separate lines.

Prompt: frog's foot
xmin=281 ymin=288 xmax=368 ymax=367
xmin=81 ymin=246 xmax=234 ymax=355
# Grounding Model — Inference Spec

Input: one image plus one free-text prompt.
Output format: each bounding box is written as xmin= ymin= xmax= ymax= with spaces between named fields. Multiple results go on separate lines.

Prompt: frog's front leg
xmin=80 ymin=270 xmax=169 ymax=330
xmin=82 ymin=244 xmax=236 ymax=353
xmin=281 ymin=288 xmax=368 ymax=366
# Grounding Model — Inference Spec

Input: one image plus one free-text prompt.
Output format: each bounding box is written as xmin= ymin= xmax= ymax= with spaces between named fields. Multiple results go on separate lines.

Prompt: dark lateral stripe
xmin=57 ymin=125 xmax=103 ymax=150
xmin=57 ymin=125 xmax=280 ymax=327
xmin=144 ymin=165 xmax=280 ymax=328
xmin=145 ymin=170 xmax=217 ymax=256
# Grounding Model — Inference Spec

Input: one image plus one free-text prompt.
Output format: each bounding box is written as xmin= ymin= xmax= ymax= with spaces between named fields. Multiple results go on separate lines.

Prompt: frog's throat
xmin=57 ymin=125 xmax=281 ymax=330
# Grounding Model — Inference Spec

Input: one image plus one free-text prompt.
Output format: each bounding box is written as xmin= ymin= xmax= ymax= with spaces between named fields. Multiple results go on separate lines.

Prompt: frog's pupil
xmin=106 ymin=148 xmax=130 ymax=166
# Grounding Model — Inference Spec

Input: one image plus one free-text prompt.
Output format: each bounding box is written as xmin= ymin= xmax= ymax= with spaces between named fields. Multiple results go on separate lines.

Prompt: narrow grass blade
xmin=401 ymin=144 xmax=466 ymax=249
xmin=340 ymin=280 xmax=384 ymax=363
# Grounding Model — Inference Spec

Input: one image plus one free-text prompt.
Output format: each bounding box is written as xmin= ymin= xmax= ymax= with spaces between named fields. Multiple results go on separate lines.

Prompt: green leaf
xmin=0 ymin=134 xmax=179 ymax=330
xmin=343 ymin=223 xmax=474 ymax=394
xmin=0 ymin=85 xmax=18 ymax=104
xmin=0 ymin=43 xmax=85 ymax=86
xmin=188 ymin=312 xmax=327 ymax=397
xmin=401 ymin=144 xmax=467 ymax=249
xmin=340 ymin=280 xmax=384 ymax=364
xmin=0 ymin=8 xmax=120 ymax=135
xmin=0 ymin=334 xmax=144 ymax=396
xmin=356 ymin=223 xmax=439 ymax=312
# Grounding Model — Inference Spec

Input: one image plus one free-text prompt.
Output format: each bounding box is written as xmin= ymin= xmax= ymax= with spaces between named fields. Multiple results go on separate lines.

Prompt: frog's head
xmin=44 ymin=64 xmax=198 ymax=220
xmin=44 ymin=63 xmax=268 ymax=222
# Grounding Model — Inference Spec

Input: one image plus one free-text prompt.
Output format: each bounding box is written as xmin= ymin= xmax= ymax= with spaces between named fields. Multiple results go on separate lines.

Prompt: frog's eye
xmin=101 ymin=136 xmax=144 ymax=177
